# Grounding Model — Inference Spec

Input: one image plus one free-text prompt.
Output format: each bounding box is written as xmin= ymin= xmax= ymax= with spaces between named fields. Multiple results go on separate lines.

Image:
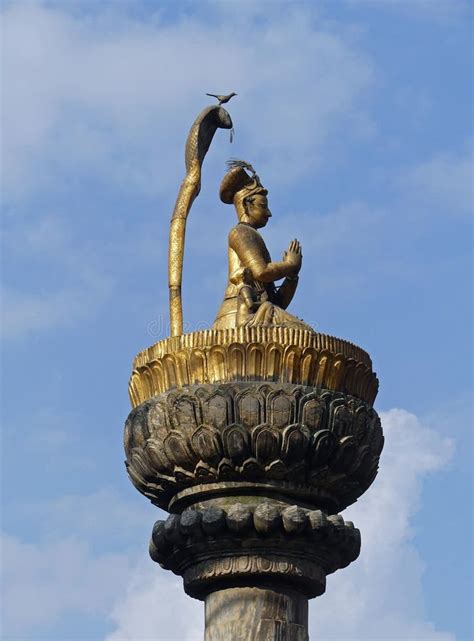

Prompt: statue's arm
xmin=273 ymin=276 xmax=299 ymax=309
xmin=229 ymin=226 xmax=296 ymax=283
xmin=273 ymin=238 xmax=302 ymax=308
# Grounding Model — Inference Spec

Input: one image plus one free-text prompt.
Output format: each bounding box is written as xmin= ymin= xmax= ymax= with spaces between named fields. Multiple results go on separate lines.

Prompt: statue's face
xmin=246 ymin=194 xmax=272 ymax=228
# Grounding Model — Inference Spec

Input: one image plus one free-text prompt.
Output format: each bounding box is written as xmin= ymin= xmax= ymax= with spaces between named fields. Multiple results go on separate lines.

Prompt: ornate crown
xmin=219 ymin=159 xmax=267 ymax=204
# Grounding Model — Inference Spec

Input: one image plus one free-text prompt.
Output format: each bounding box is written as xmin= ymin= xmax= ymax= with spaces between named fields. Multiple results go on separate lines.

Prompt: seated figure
xmin=213 ymin=160 xmax=314 ymax=332
xmin=232 ymin=266 xmax=313 ymax=331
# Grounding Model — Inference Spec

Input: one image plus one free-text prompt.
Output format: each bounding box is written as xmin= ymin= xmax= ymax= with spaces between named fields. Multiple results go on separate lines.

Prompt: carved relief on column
xmin=124 ymin=382 xmax=383 ymax=514
xmin=149 ymin=502 xmax=360 ymax=600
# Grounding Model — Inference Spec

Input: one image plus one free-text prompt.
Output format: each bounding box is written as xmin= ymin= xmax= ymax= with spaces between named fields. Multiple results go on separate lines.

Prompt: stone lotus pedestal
xmin=124 ymin=327 xmax=383 ymax=640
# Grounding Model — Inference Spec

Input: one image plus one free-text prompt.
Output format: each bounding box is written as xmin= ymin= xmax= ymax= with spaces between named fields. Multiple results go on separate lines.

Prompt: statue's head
xmin=220 ymin=160 xmax=271 ymax=229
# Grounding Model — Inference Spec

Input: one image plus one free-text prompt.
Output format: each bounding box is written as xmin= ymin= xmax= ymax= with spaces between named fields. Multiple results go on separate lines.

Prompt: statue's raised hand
xmin=283 ymin=238 xmax=302 ymax=276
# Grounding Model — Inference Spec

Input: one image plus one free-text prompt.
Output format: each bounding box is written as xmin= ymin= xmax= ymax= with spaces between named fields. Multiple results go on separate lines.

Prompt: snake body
xmin=168 ymin=106 xmax=233 ymax=337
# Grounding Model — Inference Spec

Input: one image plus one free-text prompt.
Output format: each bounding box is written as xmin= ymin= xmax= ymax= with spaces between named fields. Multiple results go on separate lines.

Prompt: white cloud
xmin=1 ymin=533 xmax=133 ymax=638
xmin=0 ymin=486 xmax=161 ymax=639
xmin=106 ymin=562 xmax=202 ymax=641
xmin=1 ymin=2 xmax=374 ymax=201
xmin=312 ymin=408 xmax=455 ymax=640
xmin=105 ymin=408 xmax=455 ymax=641
xmin=400 ymin=150 xmax=473 ymax=217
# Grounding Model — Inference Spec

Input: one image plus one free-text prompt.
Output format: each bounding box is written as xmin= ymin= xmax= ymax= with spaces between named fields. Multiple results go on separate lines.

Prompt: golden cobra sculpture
xmin=168 ymin=105 xmax=233 ymax=336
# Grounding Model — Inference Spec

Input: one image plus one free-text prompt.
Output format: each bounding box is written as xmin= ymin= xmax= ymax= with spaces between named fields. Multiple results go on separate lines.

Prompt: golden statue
xmin=128 ymin=97 xmax=378 ymax=406
xmin=213 ymin=160 xmax=313 ymax=332
xmin=166 ymin=99 xmax=313 ymax=335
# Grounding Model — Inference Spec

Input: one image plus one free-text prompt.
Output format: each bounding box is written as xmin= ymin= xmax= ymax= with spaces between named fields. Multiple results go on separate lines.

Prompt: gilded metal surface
xmin=214 ymin=160 xmax=309 ymax=331
xmin=168 ymin=105 xmax=233 ymax=336
xmin=133 ymin=328 xmax=372 ymax=368
xmin=166 ymin=102 xmax=313 ymax=337
xmin=129 ymin=327 xmax=378 ymax=407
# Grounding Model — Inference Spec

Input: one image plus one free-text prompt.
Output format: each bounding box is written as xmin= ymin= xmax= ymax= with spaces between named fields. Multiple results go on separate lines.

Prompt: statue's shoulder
xmin=229 ymin=223 xmax=260 ymax=247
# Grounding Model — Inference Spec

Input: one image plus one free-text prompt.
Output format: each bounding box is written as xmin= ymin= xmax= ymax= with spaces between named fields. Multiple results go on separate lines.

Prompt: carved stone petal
xmin=164 ymin=431 xmax=195 ymax=469
xmin=332 ymin=403 xmax=353 ymax=438
xmin=217 ymin=457 xmax=238 ymax=480
xmin=129 ymin=449 xmax=152 ymax=480
xmin=332 ymin=435 xmax=358 ymax=471
xmin=311 ymin=429 xmax=337 ymax=467
xmin=352 ymin=444 xmax=372 ymax=479
xmin=354 ymin=406 xmax=369 ymax=443
xmin=281 ymin=424 xmax=310 ymax=464
xmin=241 ymin=457 xmax=263 ymax=480
xmin=125 ymin=459 xmax=146 ymax=490
xmin=300 ymin=397 xmax=325 ymax=431
xmin=123 ymin=416 xmax=135 ymax=452
xmin=252 ymin=424 xmax=281 ymax=464
xmin=191 ymin=425 xmax=223 ymax=466
xmin=203 ymin=392 xmax=231 ymax=428
xmin=369 ymin=414 xmax=384 ymax=456
xmin=265 ymin=459 xmax=287 ymax=480
xmin=145 ymin=439 xmax=172 ymax=472
xmin=194 ymin=460 xmax=217 ymax=482
xmin=237 ymin=391 xmax=261 ymax=428
xmin=174 ymin=466 xmax=195 ymax=484
xmin=171 ymin=396 xmax=200 ymax=430
xmin=222 ymin=424 xmax=250 ymax=465
xmin=268 ymin=391 xmax=293 ymax=428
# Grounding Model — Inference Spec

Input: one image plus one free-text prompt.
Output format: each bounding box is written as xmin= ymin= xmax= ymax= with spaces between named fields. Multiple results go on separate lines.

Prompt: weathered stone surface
xmin=254 ymin=503 xmax=281 ymax=534
xmin=164 ymin=514 xmax=185 ymax=543
xmin=282 ymin=506 xmax=307 ymax=534
xmin=204 ymin=587 xmax=309 ymax=641
xmin=180 ymin=508 xmax=202 ymax=536
xmin=148 ymin=502 xmax=360 ymax=603
xmin=225 ymin=503 xmax=253 ymax=533
xmin=201 ymin=506 xmax=226 ymax=535
xmin=124 ymin=382 xmax=383 ymax=513
xmin=124 ymin=356 xmax=382 ymax=640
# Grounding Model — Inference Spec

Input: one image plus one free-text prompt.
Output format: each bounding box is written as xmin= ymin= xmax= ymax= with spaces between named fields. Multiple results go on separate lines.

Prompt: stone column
xmin=148 ymin=494 xmax=359 ymax=641
xmin=124 ymin=329 xmax=383 ymax=640
xmin=204 ymin=587 xmax=309 ymax=641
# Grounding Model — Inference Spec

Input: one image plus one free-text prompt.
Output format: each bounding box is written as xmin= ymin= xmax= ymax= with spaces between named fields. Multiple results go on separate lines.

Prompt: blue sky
xmin=1 ymin=1 xmax=472 ymax=639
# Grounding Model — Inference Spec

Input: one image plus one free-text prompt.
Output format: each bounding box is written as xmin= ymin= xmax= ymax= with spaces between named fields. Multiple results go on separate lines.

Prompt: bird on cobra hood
xmin=206 ymin=92 xmax=237 ymax=105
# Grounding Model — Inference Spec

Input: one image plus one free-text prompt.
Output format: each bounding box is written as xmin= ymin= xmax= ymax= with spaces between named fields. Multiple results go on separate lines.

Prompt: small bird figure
xmin=206 ymin=92 xmax=237 ymax=105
